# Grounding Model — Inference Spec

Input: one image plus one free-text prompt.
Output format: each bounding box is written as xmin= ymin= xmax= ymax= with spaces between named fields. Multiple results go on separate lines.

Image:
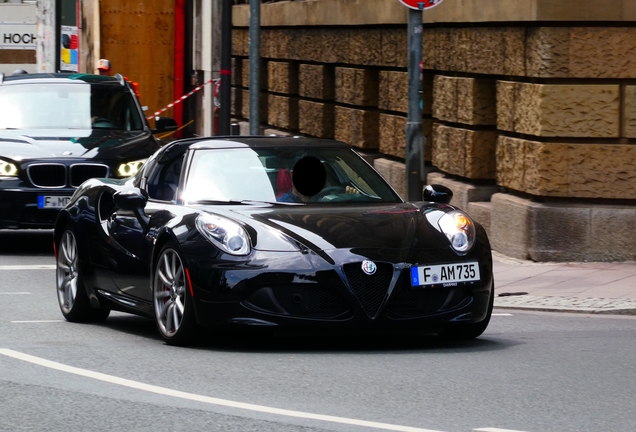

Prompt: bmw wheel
xmin=153 ymin=243 xmax=198 ymax=345
xmin=56 ymin=228 xmax=110 ymax=322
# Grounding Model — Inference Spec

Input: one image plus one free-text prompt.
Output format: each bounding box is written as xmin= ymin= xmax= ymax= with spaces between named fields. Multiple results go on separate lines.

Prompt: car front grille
xmin=385 ymin=270 xmax=472 ymax=318
xmin=271 ymin=285 xmax=351 ymax=319
xmin=386 ymin=286 xmax=452 ymax=318
xmin=27 ymin=164 xmax=66 ymax=188
xmin=343 ymin=262 xmax=393 ymax=319
xmin=243 ymin=285 xmax=352 ymax=319
xmin=70 ymin=164 xmax=109 ymax=187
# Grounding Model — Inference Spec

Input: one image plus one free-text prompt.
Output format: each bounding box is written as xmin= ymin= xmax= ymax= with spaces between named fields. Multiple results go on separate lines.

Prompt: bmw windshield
xmin=0 ymin=82 xmax=143 ymax=131
xmin=183 ymin=147 xmax=402 ymax=205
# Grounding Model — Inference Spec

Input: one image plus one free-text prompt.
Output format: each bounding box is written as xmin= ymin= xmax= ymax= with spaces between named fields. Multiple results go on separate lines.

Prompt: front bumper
xmin=0 ymin=187 xmax=74 ymax=229
xmin=184 ymin=245 xmax=493 ymax=331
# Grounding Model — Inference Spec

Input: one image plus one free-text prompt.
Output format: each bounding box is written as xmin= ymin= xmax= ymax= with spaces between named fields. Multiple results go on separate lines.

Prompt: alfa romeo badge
xmin=362 ymin=260 xmax=377 ymax=275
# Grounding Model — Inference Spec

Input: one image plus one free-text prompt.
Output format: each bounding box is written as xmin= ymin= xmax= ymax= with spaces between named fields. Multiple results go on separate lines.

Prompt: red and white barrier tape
xmin=146 ymin=78 xmax=218 ymax=120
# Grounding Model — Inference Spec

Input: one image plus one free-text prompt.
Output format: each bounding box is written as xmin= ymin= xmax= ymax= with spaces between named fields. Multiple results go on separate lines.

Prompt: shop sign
xmin=0 ymin=24 xmax=37 ymax=49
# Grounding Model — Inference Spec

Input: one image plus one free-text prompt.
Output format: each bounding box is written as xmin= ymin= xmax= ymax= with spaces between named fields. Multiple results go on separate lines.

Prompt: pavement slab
xmin=492 ymin=252 xmax=636 ymax=315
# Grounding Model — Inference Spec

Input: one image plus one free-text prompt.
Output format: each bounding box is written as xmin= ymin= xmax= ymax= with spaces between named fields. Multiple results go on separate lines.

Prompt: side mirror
xmin=423 ymin=184 xmax=453 ymax=204
xmin=114 ymin=189 xmax=147 ymax=211
xmin=113 ymin=189 xmax=150 ymax=229
xmin=153 ymin=116 xmax=178 ymax=133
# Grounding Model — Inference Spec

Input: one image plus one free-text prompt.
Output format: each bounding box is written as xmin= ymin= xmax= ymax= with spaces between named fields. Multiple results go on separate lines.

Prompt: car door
xmin=99 ymin=154 xmax=184 ymax=302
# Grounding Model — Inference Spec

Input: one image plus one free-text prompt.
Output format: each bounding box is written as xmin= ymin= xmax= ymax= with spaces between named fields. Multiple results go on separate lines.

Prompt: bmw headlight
xmin=117 ymin=159 xmax=146 ymax=177
xmin=196 ymin=213 xmax=251 ymax=256
xmin=438 ymin=211 xmax=476 ymax=253
xmin=0 ymin=161 xmax=18 ymax=177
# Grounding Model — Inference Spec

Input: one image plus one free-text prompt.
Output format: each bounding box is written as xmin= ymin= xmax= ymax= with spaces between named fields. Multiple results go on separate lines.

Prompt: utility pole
xmin=219 ymin=0 xmax=232 ymax=136
xmin=405 ymin=8 xmax=423 ymax=201
xmin=248 ymin=0 xmax=261 ymax=135
xmin=400 ymin=0 xmax=444 ymax=201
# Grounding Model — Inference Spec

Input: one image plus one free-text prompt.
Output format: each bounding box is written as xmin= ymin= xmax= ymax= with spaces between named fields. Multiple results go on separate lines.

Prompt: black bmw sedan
xmin=53 ymin=137 xmax=494 ymax=345
xmin=0 ymin=72 xmax=171 ymax=229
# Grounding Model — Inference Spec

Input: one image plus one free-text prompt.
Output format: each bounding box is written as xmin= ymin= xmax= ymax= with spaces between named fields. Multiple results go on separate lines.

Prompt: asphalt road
xmin=1 ymin=230 xmax=635 ymax=432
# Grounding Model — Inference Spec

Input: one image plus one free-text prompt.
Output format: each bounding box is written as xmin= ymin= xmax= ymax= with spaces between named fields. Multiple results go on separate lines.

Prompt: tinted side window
xmin=147 ymin=156 xmax=184 ymax=202
xmin=90 ymin=85 xmax=143 ymax=131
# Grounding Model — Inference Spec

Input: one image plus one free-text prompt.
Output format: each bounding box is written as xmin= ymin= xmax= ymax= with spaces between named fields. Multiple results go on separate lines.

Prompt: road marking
xmin=474 ymin=428 xmax=529 ymax=432
xmin=0 ymin=265 xmax=56 ymax=270
xmin=11 ymin=320 xmax=64 ymax=323
xmin=0 ymin=292 xmax=31 ymax=295
xmin=0 ymin=348 xmax=445 ymax=432
xmin=491 ymin=313 xmax=513 ymax=316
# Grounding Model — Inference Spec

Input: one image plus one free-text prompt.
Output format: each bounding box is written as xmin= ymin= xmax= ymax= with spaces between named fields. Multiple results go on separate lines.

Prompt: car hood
xmin=0 ymin=129 xmax=156 ymax=161
xmin=217 ymin=202 xmax=453 ymax=254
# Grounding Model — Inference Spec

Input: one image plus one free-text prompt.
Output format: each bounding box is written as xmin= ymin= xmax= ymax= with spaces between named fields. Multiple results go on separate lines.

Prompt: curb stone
xmin=494 ymin=295 xmax=636 ymax=315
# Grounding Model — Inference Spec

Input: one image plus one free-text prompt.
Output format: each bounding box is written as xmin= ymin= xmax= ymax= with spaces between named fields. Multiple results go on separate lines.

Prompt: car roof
xmin=156 ymin=136 xmax=353 ymax=163
xmin=0 ymin=73 xmax=122 ymax=86
xmin=183 ymin=136 xmax=352 ymax=150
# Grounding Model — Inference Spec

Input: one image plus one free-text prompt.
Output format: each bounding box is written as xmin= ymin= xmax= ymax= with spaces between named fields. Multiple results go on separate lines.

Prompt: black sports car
xmin=53 ymin=137 xmax=494 ymax=345
xmin=0 ymin=72 xmax=175 ymax=229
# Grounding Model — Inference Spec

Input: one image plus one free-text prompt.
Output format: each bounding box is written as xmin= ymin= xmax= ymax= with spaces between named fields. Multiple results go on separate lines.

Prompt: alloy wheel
xmin=153 ymin=249 xmax=187 ymax=338
xmin=56 ymin=230 xmax=79 ymax=314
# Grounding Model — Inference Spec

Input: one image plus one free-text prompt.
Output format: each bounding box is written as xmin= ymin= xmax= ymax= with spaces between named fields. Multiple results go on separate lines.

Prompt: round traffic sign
xmin=399 ymin=0 xmax=444 ymax=10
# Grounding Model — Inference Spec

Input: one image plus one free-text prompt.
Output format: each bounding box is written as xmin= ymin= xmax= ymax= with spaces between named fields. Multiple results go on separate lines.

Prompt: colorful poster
xmin=60 ymin=25 xmax=79 ymax=72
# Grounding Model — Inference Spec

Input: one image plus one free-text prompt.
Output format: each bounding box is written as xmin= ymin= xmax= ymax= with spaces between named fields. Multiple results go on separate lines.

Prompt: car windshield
xmin=0 ymin=82 xmax=143 ymax=131
xmin=182 ymin=147 xmax=402 ymax=204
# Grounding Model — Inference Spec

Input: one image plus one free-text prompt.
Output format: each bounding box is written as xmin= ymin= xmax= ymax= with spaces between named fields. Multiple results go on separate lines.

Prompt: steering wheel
xmin=91 ymin=117 xmax=117 ymax=128
xmin=310 ymin=186 xmax=345 ymax=202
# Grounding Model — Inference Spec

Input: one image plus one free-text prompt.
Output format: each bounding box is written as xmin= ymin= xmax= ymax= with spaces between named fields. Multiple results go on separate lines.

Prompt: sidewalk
xmin=492 ymin=252 xmax=636 ymax=315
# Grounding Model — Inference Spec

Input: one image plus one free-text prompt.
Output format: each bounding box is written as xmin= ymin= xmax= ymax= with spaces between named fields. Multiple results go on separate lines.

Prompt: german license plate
xmin=410 ymin=262 xmax=480 ymax=288
xmin=38 ymin=195 xmax=71 ymax=209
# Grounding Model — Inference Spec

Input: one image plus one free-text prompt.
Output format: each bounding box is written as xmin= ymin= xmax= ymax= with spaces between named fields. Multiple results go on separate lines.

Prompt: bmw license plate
xmin=410 ymin=262 xmax=480 ymax=288
xmin=38 ymin=195 xmax=71 ymax=209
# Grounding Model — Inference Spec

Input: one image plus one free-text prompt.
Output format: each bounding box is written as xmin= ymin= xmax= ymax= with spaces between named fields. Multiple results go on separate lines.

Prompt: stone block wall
xmin=433 ymin=124 xmax=498 ymax=179
xmin=232 ymin=26 xmax=433 ymax=159
xmin=497 ymin=137 xmax=636 ymax=199
xmin=335 ymin=67 xmax=379 ymax=107
xmin=424 ymin=26 xmax=636 ymax=199
xmin=299 ymin=100 xmax=334 ymax=138
xmin=268 ymin=61 xmax=298 ymax=95
xmin=299 ymin=64 xmax=334 ymax=100
xmin=497 ymin=82 xmax=620 ymax=138
xmin=335 ymin=106 xmax=379 ymax=149
xmin=268 ymin=94 xmax=299 ymax=130
xmin=426 ymin=26 xmax=636 ymax=260
xmin=431 ymin=76 xmax=498 ymax=180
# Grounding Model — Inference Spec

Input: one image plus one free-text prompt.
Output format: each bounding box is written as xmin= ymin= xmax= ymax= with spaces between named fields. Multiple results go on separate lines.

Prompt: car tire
xmin=439 ymin=283 xmax=494 ymax=340
xmin=153 ymin=242 xmax=198 ymax=346
xmin=56 ymin=227 xmax=110 ymax=323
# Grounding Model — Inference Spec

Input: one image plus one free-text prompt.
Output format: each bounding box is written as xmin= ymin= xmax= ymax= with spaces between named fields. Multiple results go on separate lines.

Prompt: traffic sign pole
xmin=401 ymin=0 xmax=443 ymax=201
xmin=249 ymin=0 xmax=261 ymax=136
xmin=219 ymin=0 xmax=232 ymax=136
xmin=405 ymin=7 xmax=424 ymax=201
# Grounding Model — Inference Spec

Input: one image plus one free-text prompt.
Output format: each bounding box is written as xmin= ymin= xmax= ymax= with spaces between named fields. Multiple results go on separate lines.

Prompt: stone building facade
xmin=231 ymin=0 xmax=636 ymax=262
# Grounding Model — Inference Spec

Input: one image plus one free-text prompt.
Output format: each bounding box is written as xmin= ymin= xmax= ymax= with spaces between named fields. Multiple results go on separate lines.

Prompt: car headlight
xmin=0 ymin=161 xmax=18 ymax=177
xmin=438 ymin=211 xmax=476 ymax=253
xmin=196 ymin=213 xmax=251 ymax=256
xmin=117 ymin=159 xmax=146 ymax=177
